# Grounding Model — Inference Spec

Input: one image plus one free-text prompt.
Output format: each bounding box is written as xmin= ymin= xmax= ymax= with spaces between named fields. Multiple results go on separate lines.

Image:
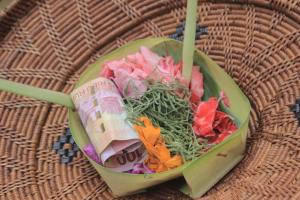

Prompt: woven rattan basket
xmin=0 ymin=0 xmax=299 ymax=199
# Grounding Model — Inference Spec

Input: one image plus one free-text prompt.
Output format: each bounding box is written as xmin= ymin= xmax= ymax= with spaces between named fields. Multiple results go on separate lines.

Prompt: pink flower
xmin=101 ymin=48 xmax=154 ymax=97
xmin=100 ymin=47 xmax=205 ymax=101
xmin=100 ymin=58 xmax=136 ymax=79
xmin=190 ymin=67 xmax=204 ymax=107
xmin=140 ymin=46 xmax=161 ymax=71
xmin=219 ymin=91 xmax=230 ymax=107
xmin=126 ymin=46 xmax=160 ymax=76
xmin=101 ymin=47 xmax=190 ymax=97
xmin=157 ymin=56 xmax=184 ymax=83
xmin=113 ymin=68 xmax=147 ymax=98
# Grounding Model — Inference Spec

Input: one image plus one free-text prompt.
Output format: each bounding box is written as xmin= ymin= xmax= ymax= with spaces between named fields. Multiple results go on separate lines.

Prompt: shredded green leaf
xmin=124 ymin=81 xmax=206 ymax=162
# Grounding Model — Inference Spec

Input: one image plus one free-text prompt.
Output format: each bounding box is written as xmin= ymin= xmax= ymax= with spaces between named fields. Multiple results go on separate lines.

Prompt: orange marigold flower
xmin=134 ymin=117 xmax=183 ymax=173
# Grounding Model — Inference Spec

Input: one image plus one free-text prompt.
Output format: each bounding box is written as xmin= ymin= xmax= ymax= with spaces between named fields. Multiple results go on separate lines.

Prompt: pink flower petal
xmin=190 ymin=67 xmax=204 ymax=106
xmin=83 ymin=143 xmax=102 ymax=164
xmin=127 ymin=52 xmax=149 ymax=72
xmin=140 ymin=46 xmax=161 ymax=67
xmin=101 ymin=59 xmax=133 ymax=79
xmin=113 ymin=69 xmax=147 ymax=98
xmin=129 ymin=163 xmax=154 ymax=174
xmin=100 ymin=66 xmax=114 ymax=79
xmin=220 ymin=91 xmax=230 ymax=107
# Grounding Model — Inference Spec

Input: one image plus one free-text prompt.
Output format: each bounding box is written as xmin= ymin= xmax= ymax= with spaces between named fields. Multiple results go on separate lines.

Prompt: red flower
xmin=192 ymin=97 xmax=237 ymax=144
xmin=193 ymin=97 xmax=218 ymax=137
xmin=208 ymin=111 xmax=237 ymax=144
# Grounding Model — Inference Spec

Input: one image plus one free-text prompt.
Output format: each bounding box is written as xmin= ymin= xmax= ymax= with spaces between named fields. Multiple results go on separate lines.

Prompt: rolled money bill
xmin=71 ymin=77 xmax=146 ymax=172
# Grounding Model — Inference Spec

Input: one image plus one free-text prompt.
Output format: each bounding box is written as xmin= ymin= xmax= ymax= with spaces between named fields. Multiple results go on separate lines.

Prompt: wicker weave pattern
xmin=0 ymin=0 xmax=299 ymax=199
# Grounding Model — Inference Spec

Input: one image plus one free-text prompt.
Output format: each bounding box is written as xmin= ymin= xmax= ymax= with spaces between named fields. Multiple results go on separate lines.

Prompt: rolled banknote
xmin=71 ymin=77 xmax=146 ymax=172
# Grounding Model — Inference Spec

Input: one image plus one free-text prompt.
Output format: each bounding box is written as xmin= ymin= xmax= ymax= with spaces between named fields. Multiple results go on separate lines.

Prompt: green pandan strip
xmin=0 ymin=78 xmax=74 ymax=109
xmin=0 ymin=0 xmax=14 ymax=11
xmin=182 ymin=0 xmax=198 ymax=83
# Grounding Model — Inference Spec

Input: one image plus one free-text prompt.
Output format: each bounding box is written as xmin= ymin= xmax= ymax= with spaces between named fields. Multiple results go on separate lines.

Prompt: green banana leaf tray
xmin=69 ymin=37 xmax=251 ymax=198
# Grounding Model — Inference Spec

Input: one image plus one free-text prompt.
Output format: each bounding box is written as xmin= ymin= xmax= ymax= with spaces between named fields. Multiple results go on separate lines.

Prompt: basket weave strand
xmin=0 ymin=0 xmax=300 ymax=199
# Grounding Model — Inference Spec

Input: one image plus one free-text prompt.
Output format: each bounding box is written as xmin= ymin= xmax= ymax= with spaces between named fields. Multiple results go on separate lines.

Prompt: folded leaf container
xmin=69 ymin=38 xmax=250 ymax=198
